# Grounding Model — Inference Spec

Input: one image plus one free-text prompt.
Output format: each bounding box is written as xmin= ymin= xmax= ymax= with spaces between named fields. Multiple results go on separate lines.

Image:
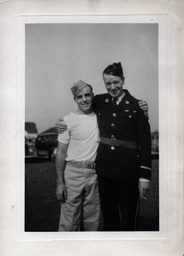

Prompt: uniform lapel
xmin=115 ymin=90 xmax=130 ymax=110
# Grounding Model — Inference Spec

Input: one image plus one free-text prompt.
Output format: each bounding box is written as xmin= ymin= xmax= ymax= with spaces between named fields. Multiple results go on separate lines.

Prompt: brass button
xmin=111 ymin=146 xmax=115 ymax=150
xmin=111 ymin=123 xmax=115 ymax=128
xmin=111 ymin=135 xmax=115 ymax=139
xmin=129 ymin=115 xmax=132 ymax=118
xmin=113 ymin=113 xmax=116 ymax=117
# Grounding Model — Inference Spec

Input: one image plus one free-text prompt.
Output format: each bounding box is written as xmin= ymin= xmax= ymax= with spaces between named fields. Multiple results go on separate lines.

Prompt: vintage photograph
xmin=0 ymin=0 xmax=183 ymax=254
xmin=25 ymin=22 xmax=159 ymax=232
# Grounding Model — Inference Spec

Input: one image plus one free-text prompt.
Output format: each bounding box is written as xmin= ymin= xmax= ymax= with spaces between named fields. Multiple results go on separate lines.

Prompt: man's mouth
xmin=110 ymin=89 xmax=118 ymax=93
xmin=110 ymin=90 xmax=118 ymax=95
xmin=82 ymin=103 xmax=90 ymax=107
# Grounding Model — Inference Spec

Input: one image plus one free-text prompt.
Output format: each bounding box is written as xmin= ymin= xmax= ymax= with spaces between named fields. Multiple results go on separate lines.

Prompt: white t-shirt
xmin=58 ymin=112 xmax=100 ymax=162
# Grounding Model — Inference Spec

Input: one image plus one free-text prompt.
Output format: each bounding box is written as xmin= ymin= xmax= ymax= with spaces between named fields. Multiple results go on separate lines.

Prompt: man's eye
xmin=85 ymin=94 xmax=91 ymax=97
xmin=76 ymin=96 xmax=82 ymax=99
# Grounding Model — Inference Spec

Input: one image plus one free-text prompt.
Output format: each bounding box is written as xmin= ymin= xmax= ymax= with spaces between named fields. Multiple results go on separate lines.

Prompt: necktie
xmin=112 ymin=97 xmax=118 ymax=105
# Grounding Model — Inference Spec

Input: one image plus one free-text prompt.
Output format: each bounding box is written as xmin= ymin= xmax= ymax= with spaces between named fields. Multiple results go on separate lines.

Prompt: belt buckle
xmin=91 ymin=162 xmax=95 ymax=169
xmin=111 ymin=138 xmax=116 ymax=147
xmin=86 ymin=162 xmax=91 ymax=168
xmin=89 ymin=162 xmax=95 ymax=169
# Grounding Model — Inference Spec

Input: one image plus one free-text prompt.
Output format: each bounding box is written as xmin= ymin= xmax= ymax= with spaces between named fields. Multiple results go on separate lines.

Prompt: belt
xmin=100 ymin=137 xmax=138 ymax=148
xmin=67 ymin=161 xmax=96 ymax=169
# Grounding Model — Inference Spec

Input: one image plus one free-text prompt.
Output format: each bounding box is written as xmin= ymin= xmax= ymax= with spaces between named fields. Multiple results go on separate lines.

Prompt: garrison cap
xmin=103 ymin=62 xmax=124 ymax=79
xmin=71 ymin=80 xmax=93 ymax=97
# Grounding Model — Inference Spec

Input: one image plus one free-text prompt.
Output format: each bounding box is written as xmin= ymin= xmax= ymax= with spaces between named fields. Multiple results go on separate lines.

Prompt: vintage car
xmin=25 ymin=122 xmax=38 ymax=158
xmin=51 ymin=147 xmax=57 ymax=162
xmin=151 ymin=130 xmax=159 ymax=159
xmin=35 ymin=127 xmax=58 ymax=160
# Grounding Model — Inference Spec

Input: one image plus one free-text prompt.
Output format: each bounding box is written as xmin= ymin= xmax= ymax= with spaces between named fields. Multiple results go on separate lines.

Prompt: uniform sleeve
xmin=137 ymin=109 xmax=152 ymax=180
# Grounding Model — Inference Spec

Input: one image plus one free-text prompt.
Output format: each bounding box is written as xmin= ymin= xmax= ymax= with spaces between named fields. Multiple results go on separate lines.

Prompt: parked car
xmin=25 ymin=136 xmax=37 ymax=157
xmin=51 ymin=147 xmax=57 ymax=162
xmin=25 ymin=122 xmax=38 ymax=158
xmin=151 ymin=130 xmax=159 ymax=159
xmin=35 ymin=127 xmax=58 ymax=160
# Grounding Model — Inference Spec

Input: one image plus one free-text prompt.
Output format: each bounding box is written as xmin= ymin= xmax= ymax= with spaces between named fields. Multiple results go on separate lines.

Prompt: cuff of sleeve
xmin=140 ymin=166 xmax=151 ymax=181
xmin=139 ymin=178 xmax=150 ymax=182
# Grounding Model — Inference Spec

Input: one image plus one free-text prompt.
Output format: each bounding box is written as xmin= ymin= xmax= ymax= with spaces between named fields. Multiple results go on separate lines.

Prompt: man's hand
xmin=138 ymin=100 xmax=149 ymax=118
xmin=55 ymin=119 xmax=67 ymax=134
xmin=138 ymin=180 xmax=150 ymax=200
xmin=56 ymin=182 xmax=67 ymax=201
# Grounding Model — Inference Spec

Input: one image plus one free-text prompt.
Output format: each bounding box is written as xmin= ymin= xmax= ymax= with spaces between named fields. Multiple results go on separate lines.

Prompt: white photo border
xmin=14 ymin=14 xmax=183 ymax=256
xmin=17 ymin=15 xmax=164 ymax=241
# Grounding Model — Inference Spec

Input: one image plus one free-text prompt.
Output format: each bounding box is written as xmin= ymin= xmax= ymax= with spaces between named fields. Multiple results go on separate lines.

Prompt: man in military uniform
xmin=55 ymin=62 xmax=151 ymax=231
xmin=93 ymin=62 xmax=152 ymax=231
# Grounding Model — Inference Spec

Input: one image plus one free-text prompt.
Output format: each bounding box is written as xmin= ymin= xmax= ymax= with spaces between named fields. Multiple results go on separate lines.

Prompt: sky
xmin=25 ymin=23 xmax=158 ymax=134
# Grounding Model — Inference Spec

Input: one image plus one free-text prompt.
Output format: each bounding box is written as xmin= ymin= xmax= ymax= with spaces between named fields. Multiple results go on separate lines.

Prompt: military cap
xmin=71 ymin=80 xmax=93 ymax=97
xmin=103 ymin=62 xmax=124 ymax=79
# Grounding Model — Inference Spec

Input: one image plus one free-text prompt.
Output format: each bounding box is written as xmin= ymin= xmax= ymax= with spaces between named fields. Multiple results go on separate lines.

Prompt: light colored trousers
xmin=58 ymin=163 xmax=101 ymax=231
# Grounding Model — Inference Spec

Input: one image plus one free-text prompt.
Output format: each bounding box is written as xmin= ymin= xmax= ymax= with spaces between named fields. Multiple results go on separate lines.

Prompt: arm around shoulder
xmin=55 ymin=119 xmax=68 ymax=134
xmin=138 ymin=100 xmax=149 ymax=118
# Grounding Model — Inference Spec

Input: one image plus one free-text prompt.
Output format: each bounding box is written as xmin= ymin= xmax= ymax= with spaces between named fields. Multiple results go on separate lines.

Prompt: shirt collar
xmin=113 ymin=91 xmax=126 ymax=105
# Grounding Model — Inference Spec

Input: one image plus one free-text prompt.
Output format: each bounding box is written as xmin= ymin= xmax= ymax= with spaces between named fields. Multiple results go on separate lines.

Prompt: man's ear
xmin=122 ymin=77 xmax=125 ymax=85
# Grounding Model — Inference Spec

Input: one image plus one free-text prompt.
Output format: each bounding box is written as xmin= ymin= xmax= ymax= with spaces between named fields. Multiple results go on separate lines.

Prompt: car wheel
xmin=48 ymin=150 xmax=53 ymax=161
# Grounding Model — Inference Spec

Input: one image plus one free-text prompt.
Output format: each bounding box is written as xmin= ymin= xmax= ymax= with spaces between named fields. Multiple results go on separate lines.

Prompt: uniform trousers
xmin=58 ymin=163 xmax=101 ymax=231
xmin=98 ymin=176 xmax=140 ymax=231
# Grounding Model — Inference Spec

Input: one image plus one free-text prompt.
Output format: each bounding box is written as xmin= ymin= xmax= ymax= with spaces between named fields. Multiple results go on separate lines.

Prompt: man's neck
xmin=75 ymin=109 xmax=93 ymax=115
xmin=113 ymin=91 xmax=125 ymax=105
xmin=116 ymin=90 xmax=125 ymax=100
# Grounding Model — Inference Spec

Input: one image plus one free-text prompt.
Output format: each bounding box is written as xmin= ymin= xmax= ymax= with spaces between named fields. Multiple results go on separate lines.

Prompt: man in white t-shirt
xmin=55 ymin=80 xmax=101 ymax=231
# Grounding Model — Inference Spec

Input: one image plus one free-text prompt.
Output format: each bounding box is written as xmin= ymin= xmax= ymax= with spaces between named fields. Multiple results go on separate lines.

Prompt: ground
xmin=25 ymin=158 xmax=159 ymax=232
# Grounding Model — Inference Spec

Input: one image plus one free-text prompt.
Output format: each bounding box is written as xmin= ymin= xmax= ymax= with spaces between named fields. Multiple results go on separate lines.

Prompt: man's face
xmin=103 ymin=73 xmax=124 ymax=98
xmin=74 ymin=86 xmax=93 ymax=114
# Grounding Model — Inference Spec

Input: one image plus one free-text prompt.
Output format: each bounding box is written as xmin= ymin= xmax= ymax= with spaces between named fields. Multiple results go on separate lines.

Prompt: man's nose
xmin=110 ymin=83 xmax=116 ymax=89
xmin=82 ymin=95 xmax=87 ymax=101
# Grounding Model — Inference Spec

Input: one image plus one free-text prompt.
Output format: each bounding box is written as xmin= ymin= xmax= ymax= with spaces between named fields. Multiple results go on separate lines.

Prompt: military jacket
xmin=93 ymin=90 xmax=152 ymax=181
